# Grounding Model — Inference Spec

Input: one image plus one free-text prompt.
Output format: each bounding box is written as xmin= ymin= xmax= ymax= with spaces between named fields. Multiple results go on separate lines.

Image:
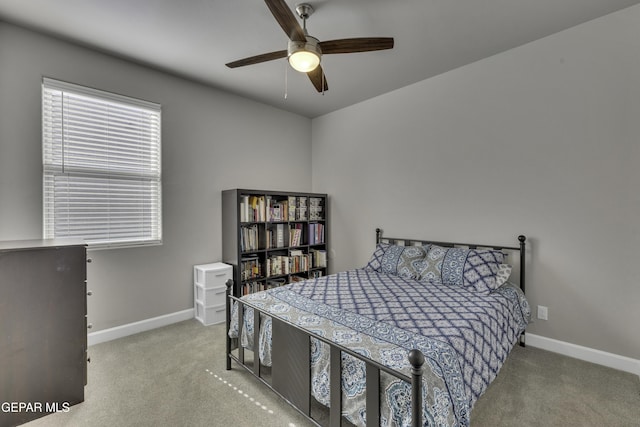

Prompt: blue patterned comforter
xmin=229 ymin=268 xmax=530 ymax=426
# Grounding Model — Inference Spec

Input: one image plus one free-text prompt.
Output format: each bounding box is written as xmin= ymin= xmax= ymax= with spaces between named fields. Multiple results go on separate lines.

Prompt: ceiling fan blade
xmin=226 ymin=50 xmax=287 ymax=68
xmin=307 ymin=65 xmax=328 ymax=92
xmin=319 ymin=37 xmax=394 ymax=54
xmin=264 ymin=0 xmax=306 ymax=42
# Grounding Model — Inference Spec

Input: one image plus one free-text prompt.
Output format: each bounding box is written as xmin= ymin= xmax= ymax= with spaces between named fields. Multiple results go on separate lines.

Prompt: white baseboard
xmin=88 ymin=308 xmax=195 ymax=346
xmin=526 ymin=333 xmax=640 ymax=378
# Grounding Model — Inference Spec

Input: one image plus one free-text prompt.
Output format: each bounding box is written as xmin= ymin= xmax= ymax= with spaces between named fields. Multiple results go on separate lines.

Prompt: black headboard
xmin=375 ymin=228 xmax=527 ymax=294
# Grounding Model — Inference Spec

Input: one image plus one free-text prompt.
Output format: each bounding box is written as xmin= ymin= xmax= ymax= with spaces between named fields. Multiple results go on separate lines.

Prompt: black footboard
xmin=225 ymin=279 xmax=425 ymax=427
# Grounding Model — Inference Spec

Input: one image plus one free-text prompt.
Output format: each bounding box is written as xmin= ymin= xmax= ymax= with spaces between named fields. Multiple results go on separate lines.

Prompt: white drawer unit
xmin=194 ymin=262 xmax=232 ymax=325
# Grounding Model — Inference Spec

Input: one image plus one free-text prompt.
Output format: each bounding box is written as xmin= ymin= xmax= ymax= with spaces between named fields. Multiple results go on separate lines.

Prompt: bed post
xmin=225 ymin=278 xmax=234 ymax=370
xmin=376 ymin=228 xmax=382 ymax=244
xmin=518 ymin=235 xmax=526 ymax=294
xmin=409 ymin=349 xmax=425 ymax=427
xmin=518 ymin=235 xmax=526 ymax=347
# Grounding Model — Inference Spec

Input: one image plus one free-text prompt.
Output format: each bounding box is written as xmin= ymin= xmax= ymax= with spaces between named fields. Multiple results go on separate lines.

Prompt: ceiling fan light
xmin=288 ymin=38 xmax=322 ymax=72
xmin=289 ymin=50 xmax=320 ymax=72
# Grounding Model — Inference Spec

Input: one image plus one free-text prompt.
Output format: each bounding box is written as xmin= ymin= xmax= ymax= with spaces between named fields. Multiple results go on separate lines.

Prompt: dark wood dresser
xmin=0 ymin=239 xmax=87 ymax=427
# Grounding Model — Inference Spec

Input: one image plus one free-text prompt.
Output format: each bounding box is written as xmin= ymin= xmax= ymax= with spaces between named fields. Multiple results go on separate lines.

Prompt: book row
xmin=240 ymin=249 xmax=327 ymax=282
xmin=240 ymin=223 xmax=325 ymax=253
xmin=239 ymin=194 xmax=324 ymax=223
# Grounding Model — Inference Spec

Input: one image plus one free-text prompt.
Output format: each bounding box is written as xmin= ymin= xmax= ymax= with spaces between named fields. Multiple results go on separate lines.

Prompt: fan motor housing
xmin=287 ymin=36 xmax=322 ymax=58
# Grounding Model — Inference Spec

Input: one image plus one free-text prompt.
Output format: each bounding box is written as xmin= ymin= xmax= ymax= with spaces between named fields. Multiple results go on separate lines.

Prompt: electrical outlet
xmin=537 ymin=305 xmax=548 ymax=320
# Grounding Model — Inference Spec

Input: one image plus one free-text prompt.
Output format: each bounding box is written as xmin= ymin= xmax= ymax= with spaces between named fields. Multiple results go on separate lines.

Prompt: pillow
xmin=365 ymin=243 xmax=427 ymax=279
xmin=416 ymin=245 xmax=505 ymax=294
xmin=495 ymin=264 xmax=513 ymax=287
xmin=364 ymin=242 xmax=389 ymax=272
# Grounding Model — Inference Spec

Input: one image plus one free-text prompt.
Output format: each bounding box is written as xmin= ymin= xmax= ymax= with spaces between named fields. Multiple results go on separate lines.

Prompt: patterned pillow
xmin=365 ymin=243 xmax=427 ymax=279
xmin=495 ymin=264 xmax=512 ymax=287
xmin=364 ymin=243 xmax=389 ymax=272
xmin=416 ymin=245 xmax=505 ymax=294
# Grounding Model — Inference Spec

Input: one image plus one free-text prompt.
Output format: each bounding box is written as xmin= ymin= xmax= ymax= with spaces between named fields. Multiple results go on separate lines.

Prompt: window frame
xmin=42 ymin=78 xmax=162 ymax=249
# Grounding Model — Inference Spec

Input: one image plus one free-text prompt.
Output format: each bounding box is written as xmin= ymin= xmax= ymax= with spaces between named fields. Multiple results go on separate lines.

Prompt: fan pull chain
xmin=284 ymin=62 xmax=288 ymax=99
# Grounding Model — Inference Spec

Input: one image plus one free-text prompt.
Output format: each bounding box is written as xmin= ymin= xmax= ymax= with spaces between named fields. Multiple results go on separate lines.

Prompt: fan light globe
xmin=288 ymin=37 xmax=322 ymax=73
xmin=288 ymin=50 xmax=320 ymax=72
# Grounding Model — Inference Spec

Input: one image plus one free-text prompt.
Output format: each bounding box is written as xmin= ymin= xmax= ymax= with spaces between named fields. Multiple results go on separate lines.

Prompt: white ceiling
xmin=1 ymin=0 xmax=638 ymax=118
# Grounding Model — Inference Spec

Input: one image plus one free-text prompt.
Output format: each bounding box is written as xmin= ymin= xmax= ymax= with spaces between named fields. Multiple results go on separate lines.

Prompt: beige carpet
xmin=21 ymin=319 xmax=640 ymax=427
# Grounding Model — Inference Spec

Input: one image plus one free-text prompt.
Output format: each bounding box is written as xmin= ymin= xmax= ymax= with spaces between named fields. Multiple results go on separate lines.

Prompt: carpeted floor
xmin=22 ymin=319 xmax=640 ymax=427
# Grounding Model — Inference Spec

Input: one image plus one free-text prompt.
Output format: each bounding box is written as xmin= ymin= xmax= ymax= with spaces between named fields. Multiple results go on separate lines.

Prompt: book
xmin=289 ymin=223 xmax=303 ymax=246
xmin=309 ymin=197 xmax=323 ymax=220
xmin=288 ymin=196 xmax=297 ymax=221
xmin=240 ymin=224 xmax=259 ymax=252
xmin=308 ymin=223 xmax=324 ymax=245
xmin=241 ymin=254 xmax=261 ymax=280
xmin=240 ymin=195 xmax=250 ymax=222
xmin=310 ymin=249 xmax=327 ymax=268
xmin=276 ymin=224 xmax=285 ymax=248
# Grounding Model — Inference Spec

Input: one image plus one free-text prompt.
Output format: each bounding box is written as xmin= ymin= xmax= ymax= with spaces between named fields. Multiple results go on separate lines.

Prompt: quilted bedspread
xmin=229 ymin=268 xmax=530 ymax=426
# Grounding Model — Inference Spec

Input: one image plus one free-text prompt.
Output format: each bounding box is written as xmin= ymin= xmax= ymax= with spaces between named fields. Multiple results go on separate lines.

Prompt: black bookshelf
xmin=222 ymin=189 xmax=328 ymax=297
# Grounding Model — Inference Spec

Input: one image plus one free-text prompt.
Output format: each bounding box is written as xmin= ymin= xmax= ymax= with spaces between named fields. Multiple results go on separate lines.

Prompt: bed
xmin=225 ymin=229 xmax=530 ymax=426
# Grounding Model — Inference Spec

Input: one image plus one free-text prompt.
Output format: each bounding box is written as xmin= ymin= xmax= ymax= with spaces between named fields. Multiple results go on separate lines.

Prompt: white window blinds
xmin=42 ymin=78 xmax=162 ymax=249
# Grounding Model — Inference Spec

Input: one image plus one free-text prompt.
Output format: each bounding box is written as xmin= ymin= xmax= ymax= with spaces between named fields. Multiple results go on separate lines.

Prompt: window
xmin=42 ymin=78 xmax=162 ymax=249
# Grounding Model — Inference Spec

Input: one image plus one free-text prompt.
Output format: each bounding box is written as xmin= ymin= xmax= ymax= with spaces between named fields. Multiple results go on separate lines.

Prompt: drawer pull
xmin=87 ymin=323 xmax=93 ymax=329
xmin=87 ymin=290 xmax=93 ymax=296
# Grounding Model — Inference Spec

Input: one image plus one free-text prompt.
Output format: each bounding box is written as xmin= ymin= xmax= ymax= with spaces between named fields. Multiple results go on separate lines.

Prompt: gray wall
xmin=0 ymin=21 xmax=312 ymax=331
xmin=312 ymin=6 xmax=640 ymax=359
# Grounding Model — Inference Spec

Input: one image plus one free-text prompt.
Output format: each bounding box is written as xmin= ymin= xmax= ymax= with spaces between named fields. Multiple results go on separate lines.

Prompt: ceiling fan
xmin=225 ymin=0 xmax=394 ymax=93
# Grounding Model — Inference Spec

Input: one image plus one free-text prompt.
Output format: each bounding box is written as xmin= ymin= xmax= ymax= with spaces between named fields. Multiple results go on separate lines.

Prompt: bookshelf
xmin=222 ymin=189 xmax=328 ymax=297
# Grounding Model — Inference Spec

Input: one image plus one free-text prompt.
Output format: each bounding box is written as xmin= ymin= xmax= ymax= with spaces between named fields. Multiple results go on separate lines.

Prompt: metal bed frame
xmin=225 ymin=229 xmax=527 ymax=427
